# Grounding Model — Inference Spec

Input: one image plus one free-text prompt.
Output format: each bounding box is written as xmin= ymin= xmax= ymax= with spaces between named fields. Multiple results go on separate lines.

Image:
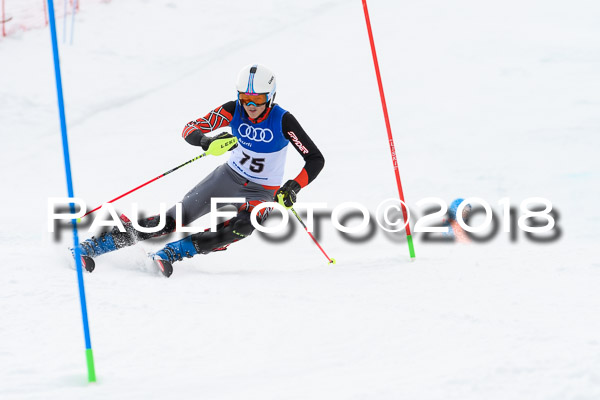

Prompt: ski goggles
xmin=238 ymin=92 xmax=268 ymax=107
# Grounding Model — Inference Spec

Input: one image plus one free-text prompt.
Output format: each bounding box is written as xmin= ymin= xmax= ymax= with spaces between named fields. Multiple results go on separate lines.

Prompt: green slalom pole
xmin=86 ymin=349 xmax=96 ymax=382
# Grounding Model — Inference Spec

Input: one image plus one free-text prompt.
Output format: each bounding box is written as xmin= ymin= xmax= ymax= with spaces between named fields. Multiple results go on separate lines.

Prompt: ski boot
xmin=151 ymin=236 xmax=198 ymax=278
xmin=75 ymin=231 xmax=118 ymax=272
xmin=72 ymin=214 xmax=140 ymax=273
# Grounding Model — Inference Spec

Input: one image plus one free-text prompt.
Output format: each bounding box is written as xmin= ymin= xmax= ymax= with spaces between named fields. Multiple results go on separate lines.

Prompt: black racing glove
xmin=275 ymin=180 xmax=301 ymax=208
xmin=199 ymin=132 xmax=238 ymax=153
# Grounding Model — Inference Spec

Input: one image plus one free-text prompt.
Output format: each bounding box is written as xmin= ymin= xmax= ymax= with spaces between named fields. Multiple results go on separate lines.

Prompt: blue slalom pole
xmin=46 ymin=0 xmax=97 ymax=383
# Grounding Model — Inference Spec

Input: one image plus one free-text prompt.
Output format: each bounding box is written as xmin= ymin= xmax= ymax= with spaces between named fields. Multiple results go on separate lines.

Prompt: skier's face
xmin=243 ymin=102 xmax=266 ymax=120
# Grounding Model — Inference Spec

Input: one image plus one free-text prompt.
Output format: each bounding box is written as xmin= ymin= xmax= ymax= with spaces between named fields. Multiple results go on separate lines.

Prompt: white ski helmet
xmin=236 ymin=64 xmax=276 ymax=107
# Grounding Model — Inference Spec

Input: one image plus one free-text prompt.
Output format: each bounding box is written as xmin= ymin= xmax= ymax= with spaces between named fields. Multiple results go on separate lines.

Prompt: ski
xmin=81 ymin=255 xmax=95 ymax=273
xmin=73 ymin=251 xmax=172 ymax=278
xmin=151 ymin=255 xmax=174 ymax=278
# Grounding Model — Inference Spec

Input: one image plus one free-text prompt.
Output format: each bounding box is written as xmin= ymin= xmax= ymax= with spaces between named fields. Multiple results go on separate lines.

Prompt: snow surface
xmin=1 ymin=0 xmax=600 ymax=399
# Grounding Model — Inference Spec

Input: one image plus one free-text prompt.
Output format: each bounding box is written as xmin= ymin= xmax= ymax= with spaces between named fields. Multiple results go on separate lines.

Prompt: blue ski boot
xmin=79 ymin=232 xmax=118 ymax=258
xmin=151 ymin=236 xmax=198 ymax=277
xmin=69 ymin=231 xmax=118 ymax=273
xmin=72 ymin=214 xmax=141 ymax=273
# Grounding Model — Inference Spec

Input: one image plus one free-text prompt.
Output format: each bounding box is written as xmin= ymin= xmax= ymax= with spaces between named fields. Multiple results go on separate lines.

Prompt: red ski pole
xmin=81 ymin=137 xmax=237 ymax=219
xmin=81 ymin=153 xmax=207 ymax=218
xmin=292 ymin=207 xmax=336 ymax=265
xmin=278 ymin=194 xmax=336 ymax=265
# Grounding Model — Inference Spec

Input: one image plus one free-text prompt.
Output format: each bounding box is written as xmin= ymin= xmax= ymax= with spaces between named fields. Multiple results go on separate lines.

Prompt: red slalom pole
xmin=2 ymin=0 xmax=6 ymax=37
xmin=43 ymin=0 xmax=48 ymax=26
xmin=362 ymin=0 xmax=415 ymax=258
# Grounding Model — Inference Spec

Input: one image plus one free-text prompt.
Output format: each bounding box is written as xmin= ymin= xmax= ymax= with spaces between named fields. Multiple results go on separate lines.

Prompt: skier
xmin=442 ymin=198 xmax=472 ymax=242
xmin=75 ymin=64 xmax=325 ymax=276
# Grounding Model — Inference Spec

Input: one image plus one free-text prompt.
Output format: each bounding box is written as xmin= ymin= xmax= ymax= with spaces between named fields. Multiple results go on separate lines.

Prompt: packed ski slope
xmin=1 ymin=0 xmax=600 ymax=399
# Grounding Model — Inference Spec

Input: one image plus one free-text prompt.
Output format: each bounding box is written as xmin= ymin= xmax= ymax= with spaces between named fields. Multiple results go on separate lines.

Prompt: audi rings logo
xmin=238 ymin=123 xmax=274 ymax=143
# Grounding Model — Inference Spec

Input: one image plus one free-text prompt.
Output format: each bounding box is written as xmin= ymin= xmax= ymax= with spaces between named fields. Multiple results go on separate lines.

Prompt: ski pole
xmin=290 ymin=207 xmax=336 ymax=265
xmin=278 ymin=194 xmax=336 ymax=265
xmin=81 ymin=137 xmax=237 ymax=219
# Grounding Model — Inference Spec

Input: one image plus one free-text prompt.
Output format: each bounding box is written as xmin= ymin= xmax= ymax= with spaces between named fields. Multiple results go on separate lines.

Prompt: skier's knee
xmin=231 ymin=215 xmax=255 ymax=237
xmin=136 ymin=215 xmax=176 ymax=239
xmin=236 ymin=200 xmax=272 ymax=231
